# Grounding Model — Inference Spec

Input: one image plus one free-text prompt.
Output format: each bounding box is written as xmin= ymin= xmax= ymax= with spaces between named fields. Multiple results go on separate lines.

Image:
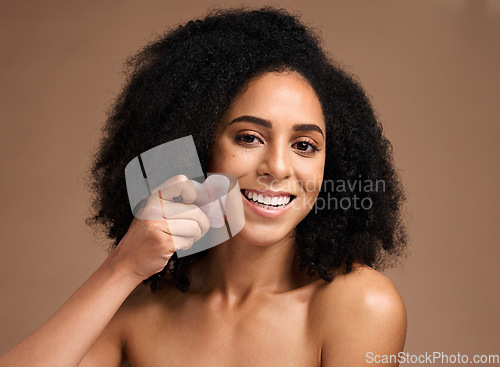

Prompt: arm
xmin=318 ymin=267 xmax=407 ymax=367
xmin=0 ymin=175 xmax=210 ymax=367
xmin=0 ymin=254 xmax=142 ymax=367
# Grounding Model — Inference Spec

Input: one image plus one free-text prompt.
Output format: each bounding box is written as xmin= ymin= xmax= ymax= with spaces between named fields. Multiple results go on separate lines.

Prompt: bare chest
xmin=124 ymin=294 xmax=321 ymax=367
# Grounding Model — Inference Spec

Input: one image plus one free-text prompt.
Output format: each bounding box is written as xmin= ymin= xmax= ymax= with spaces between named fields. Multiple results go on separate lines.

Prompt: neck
xmin=191 ymin=230 xmax=305 ymax=302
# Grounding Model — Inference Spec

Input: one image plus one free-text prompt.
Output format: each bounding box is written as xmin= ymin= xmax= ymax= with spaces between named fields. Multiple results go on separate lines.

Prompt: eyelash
xmin=235 ymin=132 xmax=321 ymax=154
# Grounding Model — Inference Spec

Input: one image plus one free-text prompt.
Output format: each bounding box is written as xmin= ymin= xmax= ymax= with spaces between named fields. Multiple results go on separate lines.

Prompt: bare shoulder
xmin=101 ymin=282 xmax=170 ymax=339
xmin=313 ymin=264 xmax=406 ymax=311
xmin=115 ymin=282 xmax=172 ymax=327
xmin=310 ymin=265 xmax=407 ymax=366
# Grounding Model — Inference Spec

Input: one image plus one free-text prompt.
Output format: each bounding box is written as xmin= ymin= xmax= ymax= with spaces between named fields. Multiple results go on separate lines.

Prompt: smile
xmin=240 ymin=189 xmax=295 ymax=218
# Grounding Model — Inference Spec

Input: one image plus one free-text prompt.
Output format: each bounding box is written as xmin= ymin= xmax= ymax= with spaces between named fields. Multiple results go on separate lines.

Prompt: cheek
xmin=209 ymin=143 xmax=251 ymax=175
xmin=297 ymin=158 xmax=325 ymax=194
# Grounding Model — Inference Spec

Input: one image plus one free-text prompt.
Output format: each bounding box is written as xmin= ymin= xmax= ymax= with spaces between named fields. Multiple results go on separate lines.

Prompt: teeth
xmin=243 ymin=190 xmax=293 ymax=207
xmin=258 ymin=194 xmax=264 ymax=204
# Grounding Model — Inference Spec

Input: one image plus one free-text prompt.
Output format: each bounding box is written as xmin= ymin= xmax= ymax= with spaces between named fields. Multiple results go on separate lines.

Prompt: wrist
xmin=100 ymin=250 xmax=146 ymax=288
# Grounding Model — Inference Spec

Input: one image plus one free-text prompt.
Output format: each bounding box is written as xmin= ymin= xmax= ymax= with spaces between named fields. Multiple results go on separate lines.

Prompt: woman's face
xmin=209 ymin=71 xmax=326 ymax=246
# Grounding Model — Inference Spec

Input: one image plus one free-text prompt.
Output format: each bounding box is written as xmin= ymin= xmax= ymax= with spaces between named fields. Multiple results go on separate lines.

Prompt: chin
xmin=232 ymin=223 xmax=295 ymax=248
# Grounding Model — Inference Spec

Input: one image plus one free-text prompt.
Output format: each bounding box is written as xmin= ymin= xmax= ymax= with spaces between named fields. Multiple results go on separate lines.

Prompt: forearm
xmin=0 ymin=255 xmax=143 ymax=367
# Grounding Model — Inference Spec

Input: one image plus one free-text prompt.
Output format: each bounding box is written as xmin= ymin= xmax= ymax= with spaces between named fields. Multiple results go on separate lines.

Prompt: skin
xmin=0 ymin=71 xmax=406 ymax=367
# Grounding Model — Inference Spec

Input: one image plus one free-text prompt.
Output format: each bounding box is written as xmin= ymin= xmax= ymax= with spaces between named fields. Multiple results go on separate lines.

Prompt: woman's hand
xmin=107 ymin=174 xmax=211 ymax=281
xmin=0 ymin=174 xmax=211 ymax=367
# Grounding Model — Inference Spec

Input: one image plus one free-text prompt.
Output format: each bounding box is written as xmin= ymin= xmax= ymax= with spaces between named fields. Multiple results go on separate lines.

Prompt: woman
xmin=0 ymin=6 xmax=407 ymax=366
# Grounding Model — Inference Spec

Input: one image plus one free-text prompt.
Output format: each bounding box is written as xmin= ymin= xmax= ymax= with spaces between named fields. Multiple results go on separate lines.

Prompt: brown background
xmin=1 ymin=0 xmax=499 ymax=360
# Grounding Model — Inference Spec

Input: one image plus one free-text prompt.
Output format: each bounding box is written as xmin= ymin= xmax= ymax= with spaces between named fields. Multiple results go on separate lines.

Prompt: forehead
xmin=221 ymin=71 xmax=325 ymax=130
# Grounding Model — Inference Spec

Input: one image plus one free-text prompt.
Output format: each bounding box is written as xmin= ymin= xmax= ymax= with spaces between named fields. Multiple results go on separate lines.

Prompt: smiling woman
xmin=210 ymin=71 xmax=326 ymax=240
xmin=0 ymin=6 xmax=408 ymax=367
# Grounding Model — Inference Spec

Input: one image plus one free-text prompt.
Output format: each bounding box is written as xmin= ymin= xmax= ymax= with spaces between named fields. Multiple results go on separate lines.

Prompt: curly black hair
xmin=85 ymin=6 xmax=407 ymax=292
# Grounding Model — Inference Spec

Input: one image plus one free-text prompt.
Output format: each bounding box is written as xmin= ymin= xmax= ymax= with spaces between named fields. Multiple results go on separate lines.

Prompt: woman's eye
xmin=242 ymin=135 xmax=256 ymax=143
xmin=236 ymin=133 xmax=319 ymax=153
xmin=236 ymin=133 xmax=262 ymax=144
xmin=293 ymin=141 xmax=319 ymax=153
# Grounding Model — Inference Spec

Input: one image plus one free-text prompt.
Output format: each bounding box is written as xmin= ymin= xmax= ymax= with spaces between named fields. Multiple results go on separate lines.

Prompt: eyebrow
xmin=227 ymin=115 xmax=325 ymax=138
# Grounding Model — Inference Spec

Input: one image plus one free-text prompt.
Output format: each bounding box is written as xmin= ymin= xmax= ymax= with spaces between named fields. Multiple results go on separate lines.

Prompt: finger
xmin=135 ymin=197 xmax=211 ymax=236
xmin=134 ymin=198 xmax=166 ymax=221
xmin=156 ymin=219 xmax=172 ymax=235
xmin=152 ymin=175 xmax=197 ymax=204
xmin=165 ymin=219 xmax=203 ymax=242
xmin=171 ymin=235 xmax=196 ymax=251
xmin=164 ymin=203 xmax=211 ymax=236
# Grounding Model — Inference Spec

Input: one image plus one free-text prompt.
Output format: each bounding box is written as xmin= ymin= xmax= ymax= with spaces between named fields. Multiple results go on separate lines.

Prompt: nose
xmin=256 ymin=140 xmax=292 ymax=181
